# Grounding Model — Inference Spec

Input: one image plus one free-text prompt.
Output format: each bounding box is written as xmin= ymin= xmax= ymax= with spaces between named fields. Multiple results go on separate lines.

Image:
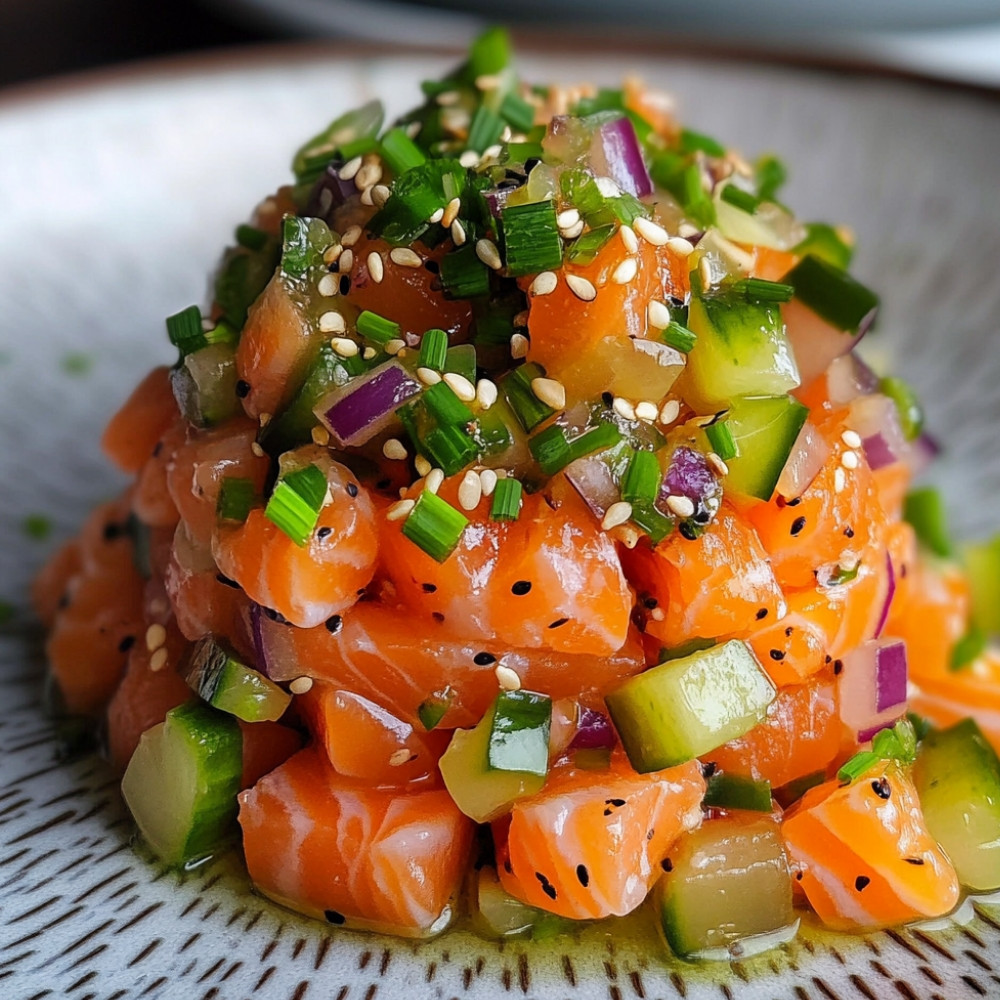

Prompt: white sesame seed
xmin=529 ymin=271 xmax=558 ymax=297
xmin=323 ymin=243 xmax=343 ymax=265
xmin=436 ymin=90 xmax=460 ymax=105
xmin=259 ymin=412 xmax=272 ymax=429
xmin=510 ymin=333 xmax=529 ymax=359
xmin=366 ymin=252 xmax=384 ymax=284
xmin=443 ymin=371 xmax=477 ymax=402
xmin=289 ymin=676 xmax=314 ymax=695
xmin=415 ymin=455 xmax=432 ymax=477
xmin=649 ymin=607 xmax=665 ymax=621
xmin=250 ymin=442 xmax=265 ymax=458
xmin=633 ymin=216 xmax=669 ymax=246
xmin=329 ymin=335 xmax=357 ymax=356
xmin=834 ymin=467 xmax=847 ymax=493
xmin=458 ymin=150 xmax=479 ymax=169
xmin=563 ymin=221 xmax=585 ymax=240
xmin=382 ymin=438 xmax=408 ymax=461
xmin=565 ymin=274 xmax=597 ymax=302
xmin=495 ymin=665 xmax=522 ymax=691
xmin=666 ymin=495 xmax=695 ymax=518
xmin=145 ymin=623 xmax=166 ymax=652
xmin=338 ymin=156 xmax=363 ymax=181
xmin=318 ymin=311 xmax=346 ymax=335
xmin=340 ymin=224 xmax=361 ymax=247
xmin=425 ymin=469 xmax=445 ymax=494
xmin=475 ymin=73 xmax=501 ymax=91
xmin=371 ymin=184 xmax=391 ymax=207
xmin=512 ymin=310 xmax=530 ymax=327
xmin=339 ymin=248 xmax=354 ymax=275
xmin=476 ymin=238 xmax=503 ymax=271
xmin=384 ymin=338 xmax=406 ymax=356
xmin=666 ymin=236 xmax=694 ymax=257
xmin=479 ymin=468 xmax=498 ymax=497
xmin=318 ymin=273 xmax=339 ymax=297
xmin=557 ymin=208 xmax=581 ymax=230
xmin=647 ymin=299 xmax=671 ymax=330
xmin=359 ymin=187 xmax=375 ymax=207
xmin=531 ymin=377 xmax=566 ymax=411
xmin=635 ymin=401 xmax=658 ymax=422
xmin=451 ymin=218 xmax=467 ymax=245
xmin=355 ymin=162 xmax=383 ymax=190
xmin=678 ymin=223 xmax=700 ymax=239
xmin=417 ymin=367 xmax=442 ymax=386
xmin=658 ymin=399 xmax=681 ymax=425
xmin=362 ymin=347 xmax=376 ymax=361
xmin=388 ymin=747 xmax=413 ymax=767
xmin=390 ymin=247 xmax=423 ymax=268
xmin=149 ymin=647 xmax=168 ymax=672
xmin=458 ymin=470 xmax=483 ymax=511
xmin=481 ymin=144 xmax=503 ymax=162
xmin=602 ymin=501 xmax=634 ymax=531
xmin=442 ymin=197 xmax=462 ymax=228
xmin=699 ymin=257 xmax=714 ymax=290
xmin=612 ymin=396 xmax=636 ymax=421
xmin=311 ymin=424 xmax=331 ymax=447
xmin=617 ymin=525 xmax=641 ymax=549
xmin=612 ymin=257 xmax=638 ymax=285
xmin=595 ymin=176 xmax=621 ymax=198
xmin=427 ymin=207 xmax=445 ymax=224
xmin=706 ymin=452 xmax=730 ymax=477
xmin=619 ymin=224 xmax=639 ymax=253
xmin=387 ymin=499 xmax=416 ymax=522
xmin=841 ymin=429 xmax=862 ymax=449
xmin=841 ymin=450 xmax=860 ymax=470
xmin=476 ymin=379 xmax=498 ymax=410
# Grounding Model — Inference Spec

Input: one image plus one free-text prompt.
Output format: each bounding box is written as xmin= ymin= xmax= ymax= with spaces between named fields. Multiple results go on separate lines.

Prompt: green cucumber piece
xmin=721 ymin=394 xmax=809 ymax=501
xmin=912 ymin=718 xmax=1000 ymax=891
xmin=121 ymin=701 xmax=242 ymax=867
xmin=684 ymin=289 xmax=799 ymax=409
xmin=903 ymin=487 xmax=954 ymax=559
xmin=658 ymin=813 xmax=795 ymax=960
xmin=474 ymin=866 xmax=552 ymax=938
xmin=792 ymin=223 xmax=853 ymax=270
xmin=783 ymin=254 xmax=878 ymax=335
xmin=440 ymin=690 xmax=551 ymax=822
xmin=605 ymin=640 xmax=775 ymax=773
xmin=170 ymin=342 xmax=240 ymax=428
xmin=961 ymin=534 xmax=1000 ymax=637
xmin=703 ymin=771 xmax=772 ymax=812
xmin=185 ymin=637 xmax=291 ymax=723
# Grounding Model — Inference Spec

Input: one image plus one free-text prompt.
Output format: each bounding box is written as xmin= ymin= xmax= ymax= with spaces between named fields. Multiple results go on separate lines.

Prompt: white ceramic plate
xmin=2 ymin=46 xmax=1000 ymax=1000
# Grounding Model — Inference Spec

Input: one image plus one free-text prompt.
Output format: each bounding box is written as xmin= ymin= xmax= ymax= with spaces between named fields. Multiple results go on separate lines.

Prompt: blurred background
xmin=1 ymin=0 xmax=998 ymax=91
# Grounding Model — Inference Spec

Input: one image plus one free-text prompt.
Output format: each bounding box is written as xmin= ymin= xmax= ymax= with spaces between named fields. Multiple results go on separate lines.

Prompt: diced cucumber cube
xmin=170 ymin=343 xmax=240 ymax=428
xmin=473 ymin=866 xmax=550 ymax=938
xmin=703 ymin=771 xmax=773 ymax=812
xmin=961 ymin=535 xmax=1000 ymax=637
xmin=185 ymin=637 xmax=291 ymax=723
xmin=605 ymin=640 xmax=775 ymax=772
xmin=488 ymin=690 xmax=551 ymax=776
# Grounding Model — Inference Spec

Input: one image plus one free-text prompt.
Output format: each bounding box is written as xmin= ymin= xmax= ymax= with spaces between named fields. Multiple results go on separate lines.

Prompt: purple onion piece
xmin=482 ymin=184 xmax=516 ymax=219
xmin=590 ymin=116 xmax=653 ymax=198
xmin=875 ymin=640 xmax=907 ymax=713
xmin=315 ymin=360 xmax=421 ymax=448
xmin=826 ymin=353 xmax=879 ymax=405
xmin=862 ymin=432 xmax=901 ymax=471
xmin=874 ymin=551 xmax=897 ymax=640
xmin=565 ymin=454 xmax=618 ymax=520
xmin=249 ymin=602 xmax=271 ymax=678
xmin=776 ymin=420 xmax=830 ymax=500
xmin=662 ymin=446 xmax=715 ymax=504
xmin=305 ymin=161 xmax=359 ymax=223
xmin=569 ymin=708 xmax=617 ymax=750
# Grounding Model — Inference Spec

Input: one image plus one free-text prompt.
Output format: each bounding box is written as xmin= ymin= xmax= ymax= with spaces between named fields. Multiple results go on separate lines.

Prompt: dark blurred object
xmin=0 ymin=0 xmax=271 ymax=89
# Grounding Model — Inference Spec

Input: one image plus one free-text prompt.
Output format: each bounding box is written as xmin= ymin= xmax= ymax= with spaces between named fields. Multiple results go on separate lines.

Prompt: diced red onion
xmin=565 ymin=454 xmax=619 ymax=519
xmin=569 ymin=708 xmax=617 ymax=750
xmin=482 ymin=183 xmax=520 ymax=219
xmin=252 ymin=606 xmax=301 ymax=683
xmin=248 ymin=602 xmax=273 ymax=678
xmin=839 ymin=638 xmax=908 ymax=742
xmin=848 ymin=392 xmax=908 ymax=471
xmin=787 ymin=300 xmax=873 ymax=386
xmin=662 ymin=446 xmax=714 ymax=504
xmin=314 ymin=360 xmax=422 ymax=448
xmin=776 ymin=420 xmax=830 ymax=500
xmin=589 ymin=116 xmax=653 ymax=198
xmin=875 ymin=638 xmax=907 ymax=713
xmin=305 ymin=161 xmax=360 ymax=223
xmin=874 ymin=551 xmax=896 ymax=639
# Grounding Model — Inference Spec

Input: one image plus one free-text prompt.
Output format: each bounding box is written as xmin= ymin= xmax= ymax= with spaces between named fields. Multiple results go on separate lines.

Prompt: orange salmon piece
xmin=101 ymin=366 xmax=179 ymax=474
xmin=622 ymin=502 xmax=785 ymax=648
xmin=31 ymin=538 xmax=82 ymax=629
xmin=708 ymin=676 xmax=840 ymax=788
xmin=380 ymin=482 xmax=632 ymax=656
xmin=496 ymin=753 xmax=705 ymax=919
xmin=239 ymin=746 xmax=474 ymax=935
xmin=298 ymin=683 xmax=448 ymax=786
xmin=782 ymin=762 xmax=959 ymax=930
xmin=744 ymin=601 xmax=827 ymax=686
xmin=255 ymin=599 xmax=646 ymax=729
xmin=239 ymin=720 xmax=303 ymax=789
xmin=132 ymin=416 xmax=186 ymax=529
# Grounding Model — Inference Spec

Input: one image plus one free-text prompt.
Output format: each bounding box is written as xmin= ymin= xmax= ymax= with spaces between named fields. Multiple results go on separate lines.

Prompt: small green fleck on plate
xmin=23 ymin=514 xmax=52 ymax=540
xmin=0 ymin=600 xmax=14 ymax=625
xmin=61 ymin=352 xmax=93 ymax=375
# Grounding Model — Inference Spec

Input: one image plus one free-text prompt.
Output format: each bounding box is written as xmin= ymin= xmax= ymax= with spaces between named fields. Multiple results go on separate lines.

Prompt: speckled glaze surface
xmin=2 ymin=47 xmax=1000 ymax=1000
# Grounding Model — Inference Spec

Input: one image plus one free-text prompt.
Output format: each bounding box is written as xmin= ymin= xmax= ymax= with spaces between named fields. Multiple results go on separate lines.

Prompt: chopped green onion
xmin=500 ymin=201 xmax=563 ymax=276
xmin=733 ymin=277 xmax=795 ymax=303
xmin=423 ymin=423 xmax=478 ymax=475
xmin=662 ymin=320 xmax=697 ymax=353
xmin=529 ymin=425 xmax=572 ymax=476
xmin=356 ymin=310 xmax=400 ymax=346
xmin=402 ymin=490 xmax=469 ymax=562
xmin=490 ymin=477 xmax=523 ymax=521
xmin=720 ymin=184 xmax=760 ymax=214
xmin=473 ymin=406 xmax=515 ymax=456
xmin=502 ymin=362 xmax=556 ymax=431
xmin=369 ymin=158 xmax=467 ymax=246
xmin=418 ymin=328 xmax=448 ymax=371
xmin=236 ymin=224 xmax=269 ymax=251
xmin=629 ymin=502 xmax=674 ymax=545
xmin=951 ymin=624 xmax=987 ymax=671
xmin=166 ymin=305 xmax=206 ymax=358
xmin=281 ymin=216 xmax=314 ymax=278
xmin=444 ymin=343 xmax=477 ymax=383
xmin=839 ymin=719 xmax=918 ymax=782
xmin=706 ymin=421 xmax=739 ymax=461
xmin=679 ymin=128 xmax=726 ymax=158
xmin=468 ymin=26 xmax=511 ymax=77
xmin=569 ymin=422 xmax=622 ymax=462
xmin=467 ymin=104 xmax=504 ymax=154
xmin=879 ymin=376 xmax=924 ymax=442
xmin=572 ymin=88 xmax=624 ymax=116
xmin=903 ymin=487 xmax=954 ymax=559
xmin=504 ymin=141 xmax=544 ymax=164
xmin=567 ymin=224 xmax=616 ymax=265
xmin=907 ymin=712 xmax=933 ymax=741
xmin=837 ymin=750 xmax=881 ymax=783
xmin=755 ymin=154 xmax=787 ymax=202
xmin=423 ymin=381 xmax=475 ymax=426
xmin=826 ymin=562 xmax=861 ymax=586
xmin=499 ymin=92 xmax=535 ymax=133
xmin=621 ymin=449 xmax=661 ymax=504
xmin=203 ymin=320 xmax=239 ymax=347
xmin=264 ymin=464 xmax=327 ymax=547
xmin=440 ymin=244 xmax=490 ymax=299
xmin=214 ymin=237 xmax=281 ymax=332
xmin=793 ymin=222 xmax=853 ymax=270
xmin=379 ymin=127 xmax=427 ymax=175
xmin=337 ymin=134 xmax=379 ymax=162
xmin=217 ymin=477 xmax=256 ymax=523
xmin=418 ymin=686 xmax=455 ymax=730
xmin=291 ymin=98 xmax=385 ymax=184
xmin=783 ymin=254 xmax=879 ymax=334
xmin=703 ymin=772 xmax=772 ymax=812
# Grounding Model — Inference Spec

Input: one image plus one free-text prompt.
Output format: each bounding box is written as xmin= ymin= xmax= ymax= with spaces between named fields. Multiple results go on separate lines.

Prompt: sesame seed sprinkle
xmin=323 ymin=244 xmax=343 ymax=265
xmin=556 ymin=208 xmax=581 ymax=230
xmin=338 ymin=157 xmax=363 ymax=181
xmin=289 ymin=676 xmax=314 ymax=695
xmin=384 ymin=338 xmax=406 ymax=356
xmin=634 ymin=401 xmax=658 ymax=422
xmin=329 ymin=335 xmax=357 ymax=356
xmin=834 ymin=467 xmax=847 ymax=493
xmin=620 ymin=224 xmax=639 ymax=253
xmin=612 ymin=396 xmax=636 ymax=421
xmin=320 ymin=312 xmax=348 ymax=335
xmin=841 ymin=450 xmax=860 ymax=470
xmin=145 ymin=623 xmax=167 ymax=652
xmin=510 ymin=333 xmax=529 ymax=359
xmin=417 ymin=366 xmax=442 ymax=385
xmin=602 ymin=501 xmax=633 ymax=531
xmin=512 ymin=309 xmax=529 ymax=327
xmin=311 ymin=425 xmax=330 ymax=447
xmin=390 ymin=247 xmax=423 ymax=268
xmin=458 ymin=470 xmax=483 ymax=511
xmin=666 ymin=495 xmax=695 ymax=518
xmin=387 ymin=499 xmax=416 ymax=522
xmin=441 ymin=197 xmax=462 ymax=228
xmin=495 ymin=665 xmax=522 ymax=691
xmin=612 ymin=257 xmax=638 ymax=284
xmin=382 ymin=438 xmax=408 ymax=461
xmin=530 ymin=271 xmax=558 ymax=296
xmin=355 ymin=162 xmax=382 ymax=191
xmin=388 ymin=748 xmax=413 ymax=767
xmin=647 ymin=299 xmax=671 ymax=330
xmin=479 ymin=468 xmax=498 ymax=497
xmin=451 ymin=218 xmax=467 ymax=245
xmin=259 ymin=412 xmax=272 ymax=428
xmin=425 ymin=468 xmax=445 ymax=495
xmin=659 ymin=399 xmax=681 ymax=425
xmin=565 ymin=274 xmax=597 ymax=301
xmin=707 ymin=452 xmax=730 ymax=477
xmin=531 ymin=376 xmax=566 ymax=410
xmin=458 ymin=150 xmax=479 ymax=169
xmin=367 ymin=252 xmax=384 ymax=283
xmin=414 ymin=455 xmax=432 ymax=478
xmin=476 ymin=378 xmax=498 ymax=409
xmin=149 ymin=648 xmax=168 ymax=672
xmin=318 ymin=273 xmax=339 ymax=297
xmin=371 ymin=184 xmax=391 ymax=207
xmin=443 ymin=371 xmax=477 ymax=402
xmin=476 ymin=238 xmax=503 ymax=271
xmin=436 ymin=90 xmax=460 ymax=105
xmin=339 ymin=248 xmax=356 ymax=274
xmin=340 ymin=225 xmax=361 ymax=247
xmin=633 ymin=216 xmax=669 ymax=246
xmin=362 ymin=347 xmax=376 ymax=361
xmin=841 ymin=429 xmax=862 ymax=449
xmin=250 ymin=442 xmax=265 ymax=458
xmin=666 ymin=236 xmax=694 ymax=257
xmin=699 ymin=257 xmax=714 ymax=290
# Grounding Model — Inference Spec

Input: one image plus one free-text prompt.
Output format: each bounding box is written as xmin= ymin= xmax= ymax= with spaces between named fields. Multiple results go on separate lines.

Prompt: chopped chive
xmin=473 ymin=405 xmax=515 ymax=456
xmin=569 ymin=422 xmax=622 ymax=462
xmin=879 ymin=376 xmax=924 ymax=442
xmin=826 ymin=562 xmax=860 ymax=586
xmin=567 ymin=224 xmax=616 ymax=265
xmin=423 ymin=423 xmax=478 ymax=475
xmin=733 ymin=277 xmax=795 ymax=303
xmin=236 ymin=224 xmax=269 ymax=251
xmin=418 ymin=686 xmax=455 ymax=730
xmin=629 ymin=502 xmax=673 ymax=544
xmin=529 ymin=425 xmax=572 ymax=476
xmin=490 ymin=477 xmax=523 ymax=521
xmin=337 ymin=135 xmax=379 ymax=162
xmin=783 ymin=254 xmax=879 ymax=335
xmin=720 ymin=184 xmax=760 ymax=214
xmin=422 ymin=382 xmax=475 ymax=426
xmin=281 ymin=215 xmax=311 ymax=278
xmin=468 ymin=26 xmax=511 ymax=77
xmin=166 ymin=305 xmax=206 ymax=358
xmin=217 ymin=477 xmax=256 ymax=522
xmin=23 ymin=514 xmax=52 ymax=541
xmin=380 ymin=127 xmax=427 ymax=175
xmin=369 ymin=158 xmax=467 ymax=246
xmin=500 ymin=200 xmax=563 ymax=276
xmin=203 ymin=320 xmax=239 ymax=347
xmin=501 ymin=363 xmax=556 ymax=432
xmin=755 ymin=154 xmax=787 ymax=203
xmin=418 ymin=328 xmax=449 ymax=371
xmin=291 ymin=99 xmax=384 ymax=183
xmin=621 ymin=449 xmax=661 ymax=505
xmin=440 ymin=244 xmax=490 ymax=299
xmin=662 ymin=320 xmax=697 ymax=353
xmin=837 ymin=750 xmax=881 ymax=783
xmin=872 ymin=718 xmax=918 ymax=762
xmin=679 ymin=128 xmax=726 ymax=158
xmin=903 ymin=487 xmax=953 ymax=559
xmin=793 ymin=222 xmax=853 ymax=270
xmin=703 ymin=772 xmax=772 ymax=812
xmin=500 ymin=91 xmax=535 ymax=133
xmin=504 ymin=141 xmax=544 ymax=164
xmin=264 ymin=464 xmax=327 ymax=547
xmin=467 ymin=104 xmax=505 ymax=154
xmin=402 ymin=490 xmax=469 ymax=562
xmin=355 ymin=310 xmax=400 ymax=346
xmin=950 ymin=624 xmax=987 ymax=671
xmin=706 ymin=420 xmax=739 ymax=461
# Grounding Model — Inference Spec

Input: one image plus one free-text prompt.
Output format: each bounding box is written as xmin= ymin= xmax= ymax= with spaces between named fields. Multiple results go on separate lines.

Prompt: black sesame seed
xmin=118 ymin=635 xmax=135 ymax=653
xmin=473 ymin=652 xmax=496 ymax=666
xmin=575 ymin=864 xmax=590 ymax=888
xmin=511 ymin=580 xmax=532 ymax=596
xmin=432 ymin=612 xmax=445 ymax=623
xmin=262 ymin=606 xmax=288 ymax=623
xmin=422 ymin=583 xmax=437 ymax=593
xmin=423 ymin=259 xmax=440 ymax=274
xmin=324 ymin=909 xmax=346 ymax=925
xmin=605 ymin=798 xmax=626 ymax=808
xmin=700 ymin=761 xmax=717 ymax=779
xmin=769 ymin=649 xmax=786 ymax=661
xmin=152 ymin=441 xmax=163 ymax=458
xmin=317 ymin=526 xmax=332 ymax=540
xmin=339 ymin=275 xmax=351 ymax=295
xmin=661 ymin=858 xmax=673 ymax=873
xmin=904 ymin=857 xmax=925 ymax=866
xmin=215 ymin=573 xmax=240 ymax=589
xmin=833 ymin=659 xmax=843 ymax=675
xmin=103 ymin=522 xmax=123 ymax=541
xmin=346 ymin=482 xmax=359 ymax=498
xmin=235 ymin=379 xmax=251 ymax=399
xmin=871 ymin=777 xmax=891 ymax=800
xmin=601 ymin=391 xmax=614 ymax=407
xmin=548 ymin=617 xmax=569 ymax=629
xmin=325 ymin=615 xmax=343 ymax=634
xmin=795 ymin=871 xmax=803 ymax=881
xmin=790 ymin=516 xmax=807 ymax=537
xmin=643 ymin=596 xmax=658 ymax=610
xmin=374 ymin=478 xmax=391 ymax=490
xmin=646 ymin=829 xmax=655 ymax=841
xmin=785 ymin=626 xmax=794 ymax=637
xmin=756 ymin=608 xmax=769 ymax=620
xmin=535 ymin=872 xmax=557 ymax=900
xmin=786 ymin=497 xmax=802 ymax=507
xmin=844 ymin=526 xmax=855 ymax=538
xmin=678 ymin=521 xmax=698 ymax=541
xmin=855 ymin=875 xmax=870 ymax=892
